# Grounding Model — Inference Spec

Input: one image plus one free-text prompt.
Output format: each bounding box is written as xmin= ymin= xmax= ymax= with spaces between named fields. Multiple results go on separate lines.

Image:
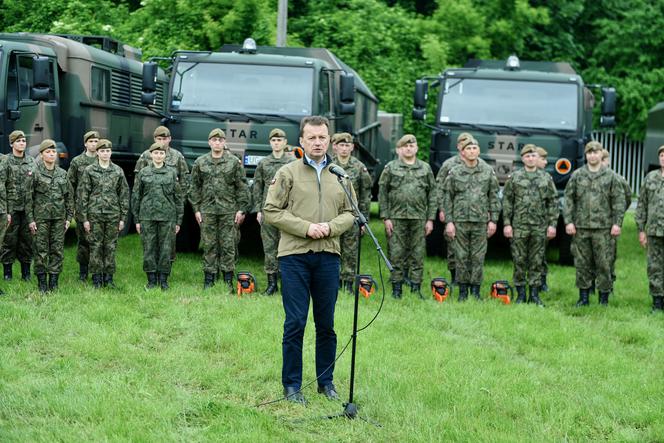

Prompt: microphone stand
xmin=329 ymin=174 xmax=392 ymax=421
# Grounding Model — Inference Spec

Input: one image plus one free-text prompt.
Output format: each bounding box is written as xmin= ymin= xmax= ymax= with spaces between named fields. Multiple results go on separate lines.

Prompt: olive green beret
xmin=153 ymin=126 xmax=170 ymax=138
xmin=9 ymin=130 xmax=25 ymax=144
xmin=459 ymin=137 xmax=479 ymax=150
xmin=149 ymin=142 xmax=166 ymax=152
xmin=269 ymin=128 xmax=286 ymax=139
xmin=84 ymin=130 xmax=100 ymax=143
xmin=332 ymin=132 xmax=353 ymax=144
xmin=536 ymin=147 xmax=548 ymax=157
xmin=208 ymin=128 xmax=226 ymax=140
xmin=520 ymin=144 xmax=537 ymax=156
xmin=457 ymin=132 xmax=473 ymax=143
xmin=397 ymin=134 xmax=417 ymax=148
xmin=658 ymin=145 xmax=664 ymax=156
xmin=584 ymin=141 xmax=603 ymax=154
xmin=39 ymin=139 xmax=57 ymax=153
xmin=97 ymin=139 xmax=112 ymax=150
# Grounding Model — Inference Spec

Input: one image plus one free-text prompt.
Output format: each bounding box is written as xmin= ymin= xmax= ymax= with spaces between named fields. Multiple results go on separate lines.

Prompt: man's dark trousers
xmin=280 ymin=252 xmax=340 ymax=389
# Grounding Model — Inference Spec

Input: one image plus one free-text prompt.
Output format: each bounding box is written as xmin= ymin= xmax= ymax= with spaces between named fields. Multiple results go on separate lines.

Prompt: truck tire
xmin=176 ymin=204 xmax=201 ymax=252
xmin=556 ymin=217 xmax=574 ymax=265
xmin=426 ymin=217 xmax=447 ymax=257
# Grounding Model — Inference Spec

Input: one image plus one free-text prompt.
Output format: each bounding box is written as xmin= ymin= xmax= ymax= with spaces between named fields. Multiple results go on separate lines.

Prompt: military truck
xmin=643 ymin=101 xmax=664 ymax=174
xmin=412 ymin=56 xmax=616 ymax=263
xmin=141 ymin=38 xmax=400 ymax=249
xmin=0 ymin=33 xmax=167 ymax=171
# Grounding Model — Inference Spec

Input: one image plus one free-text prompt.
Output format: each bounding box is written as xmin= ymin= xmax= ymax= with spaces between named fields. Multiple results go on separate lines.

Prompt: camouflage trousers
xmin=0 ymin=214 xmax=9 ymax=253
xmin=571 ymin=228 xmax=613 ymax=292
xmin=444 ymin=233 xmax=455 ymax=272
xmin=74 ymin=218 xmax=90 ymax=265
xmin=647 ymin=236 xmax=664 ymax=297
xmin=452 ymin=221 xmax=488 ymax=285
xmin=509 ymin=226 xmax=547 ymax=287
xmin=542 ymin=243 xmax=549 ymax=276
xmin=141 ymin=220 xmax=176 ymax=274
xmin=200 ymin=213 xmax=235 ymax=274
xmin=88 ymin=217 xmax=120 ymax=274
xmin=340 ymin=223 xmax=360 ymax=282
xmin=0 ymin=210 xmax=33 ymax=264
xmin=260 ymin=222 xmax=281 ymax=274
xmin=33 ymin=218 xmax=66 ymax=274
xmin=388 ymin=219 xmax=426 ymax=284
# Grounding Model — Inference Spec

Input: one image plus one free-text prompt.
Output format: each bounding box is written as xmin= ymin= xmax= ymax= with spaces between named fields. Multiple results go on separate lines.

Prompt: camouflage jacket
xmin=5 ymin=154 xmax=36 ymax=211
xmin=563 ymin=165 xmax=625 ymax=229
xmin=612 ymin=169 xmax=632 ymax=212
xmin=134 ymin=146 xmax=190 ymax=191
xmin=332 ymin=154 xmax=372 ymax=219
xmin=0 ymin=156 xmax=16 ymax=214
xmin=78 ymin=162 xmax=129 ymax=222
xmin=442 ymin=161 xmax=501 ymax=223
xmin=132 ymin=165 xmax=184 ymax=224
xmin=25 ymin=163 xmax=74 ymax=223
xmin=378 ymin=158 xmax=436 ymax=220
xmin=67 ymin=152 xmax=97 ymax=218
xmin=252 ymin=153 xmax=294 ymax=213
xmin=189 ymin=152 xmax=250 ymax=215
xmin=435 ymin=154 xmax=487 ymax=212
xmin=635 ymin=170 xmax=664 ymax=236
xmin=502 ymin=168 xmax=558 ymax=229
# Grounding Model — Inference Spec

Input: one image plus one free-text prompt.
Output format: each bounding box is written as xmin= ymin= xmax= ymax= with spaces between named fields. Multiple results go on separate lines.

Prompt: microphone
xmin=329 ymin=164 xmax=350 ymax=179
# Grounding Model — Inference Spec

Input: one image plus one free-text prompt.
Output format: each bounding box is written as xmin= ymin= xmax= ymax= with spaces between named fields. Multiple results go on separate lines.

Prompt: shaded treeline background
xmin=2 ymin=0 xmax=663 ymax=142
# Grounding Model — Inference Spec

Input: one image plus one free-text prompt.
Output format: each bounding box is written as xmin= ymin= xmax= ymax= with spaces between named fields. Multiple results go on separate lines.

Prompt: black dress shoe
xmin=283 ymin=386 xmax=306 ymax=405
xmin=317 ymin=383 xmax=340 ymax=401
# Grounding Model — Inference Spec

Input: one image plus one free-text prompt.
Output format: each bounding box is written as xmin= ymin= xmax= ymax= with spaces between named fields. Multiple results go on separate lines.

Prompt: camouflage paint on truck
xmin=0 ymin=33 xmax=167 ymax=178
xmin=644 ymin=101 xmax=664 ymax=174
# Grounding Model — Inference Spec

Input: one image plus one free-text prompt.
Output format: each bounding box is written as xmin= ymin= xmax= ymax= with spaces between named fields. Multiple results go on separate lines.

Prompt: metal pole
xmin=277 ymin=0 xmax=288 ymax=47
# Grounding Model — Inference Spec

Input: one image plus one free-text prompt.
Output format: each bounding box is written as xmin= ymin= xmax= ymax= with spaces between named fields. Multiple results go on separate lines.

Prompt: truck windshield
xmin=172 ymin=62 xmax=314 ymax=115
xmin=440 ymin=79 xmax=578 ymax=130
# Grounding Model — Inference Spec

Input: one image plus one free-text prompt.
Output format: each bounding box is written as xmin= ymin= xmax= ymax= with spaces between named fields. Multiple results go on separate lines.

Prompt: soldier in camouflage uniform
xmin=67 ymin=130 xmax=100 ymax=281
xmin=536 ymin=146 xmax=553 ymax=291
xmin=134 ymin=126 xmax=189 ymax=261
xmin=26 ymin=140 xmax=74 ymax=293
xmin=435 ymin=132 xmax=484 ymax=284
xmin=635 ymin=145 xmax=664 ymax=312
xmin=442 ymin=136 xmax=501 ymax=301
xmin=190 ymin=128 xmax=249 ymax=290
xmin=563 ymin=141 xmax=625 ymax=306
xmin=502 ymin=144 xmax=558 ymax=306
xmin=0 ymin=149 xmax=15 ymax=295
xmin=331 ymin=132 xmax=372 ymax=293
xmin=78 ymin=139 xmax=129 ymax=289
xmin=132 ymin=142 xmax=184 ymax=290
xmin=601 ymin=148 xmax=632 ymax=284
xmin=379 ymin=134 xmax=436 ymax=299
xmin=1 ymin=130 xmax=36 ymax=281
xmin=253 ymin=128 xmax=294 ymax=295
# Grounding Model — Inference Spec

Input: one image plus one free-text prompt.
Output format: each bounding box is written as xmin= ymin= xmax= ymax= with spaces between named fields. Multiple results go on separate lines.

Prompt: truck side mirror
xmin=339 ymin=72 xmax=355 ymax=103
xmin=142 ymin=62 xmax=158 ymax=105
xmin=412 ymin=80 xmax=428 ymax=121
xmin=600 ymin=87 xmax=616 ymax=127
xmin=30 ymin=56 xmax=50 ymax=102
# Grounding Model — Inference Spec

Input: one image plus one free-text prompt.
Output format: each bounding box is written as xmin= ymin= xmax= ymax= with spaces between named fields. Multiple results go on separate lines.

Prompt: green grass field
xmin=1 ymin=212 xmax=663 ymax=442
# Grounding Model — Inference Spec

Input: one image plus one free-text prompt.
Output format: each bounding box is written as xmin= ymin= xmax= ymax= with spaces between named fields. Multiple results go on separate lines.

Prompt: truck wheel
xmin=426 ymin=217 xmax=446 ymax=257
xmin=556 ymin=218 xmax=574 ymax=265
xmin=176 ymin=204 xmax=200 ymax=252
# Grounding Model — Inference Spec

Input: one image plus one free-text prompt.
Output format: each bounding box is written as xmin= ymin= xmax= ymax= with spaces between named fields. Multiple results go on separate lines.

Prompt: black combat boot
xmin=79 ymin=264 xmax=88 ymax=282
xmin=265 ymin=273 xmax=278 ymax=295
xmin=576 ymin=288 xmax=590 ymax=307
xmin=92 ymin=274 xmax=103 ymax=289
xmin=37 ymin=273 xmax=48 ymax=293
xmin=470 ymin=285 xmax=481 ymax=300
xmin=103 ymin=274 xmax=116 ymax=289
xmin=3 ymin=263 xmax=12 ymax=281
xmin=458 ymin=284 xmax=469 ymax=302
xmin=598 ymin=291 xmax=610 ymax=306
xmin=20 ymin=262 xmax=31 ymax=281
xmin=540 ymin=274 xmax=548 ymax=292
xmin=411 ymin=283 xmax=424 ymax=300
xmin=652 ymin=296 xmax=663 ymax=313
xmin=160 ymin=273 xmax=169 ymax=291
xmin=223 ymin=271 xmax=234 ymax=291
xmin=391 ymin=281 xmax=403 ymax=299
xmin=204 ymin=272 xmax=216 ymax=290
xmin=450 ymin=268 xmax=457 ymax=286
xmin=515 ymin=286 xmax=527 ymax=304
xmin=48 ymin=273 xmax=59 ymax=291
xmin=528 ymin=286 xmax=545 ymax=307
xmin=145 ymin=272 xmax=158 ymax=290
